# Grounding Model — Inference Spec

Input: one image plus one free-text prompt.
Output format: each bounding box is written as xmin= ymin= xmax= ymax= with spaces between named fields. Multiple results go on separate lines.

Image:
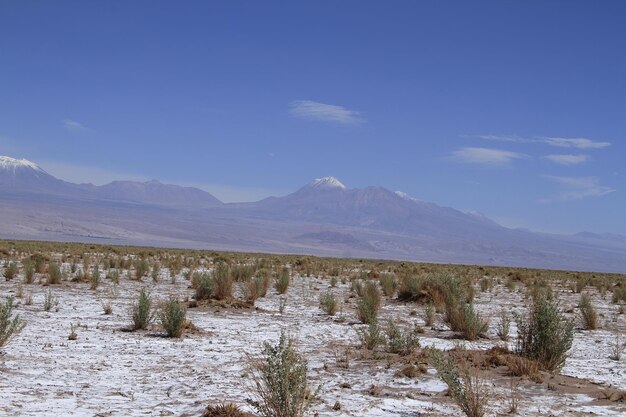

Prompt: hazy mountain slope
xmin=1 ymin=158 xmax=625 ymax=272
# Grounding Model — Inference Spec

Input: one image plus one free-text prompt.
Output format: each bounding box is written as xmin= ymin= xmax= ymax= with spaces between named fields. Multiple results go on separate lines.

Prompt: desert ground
xmin=0 ymin=240 xmax=625 ymax=417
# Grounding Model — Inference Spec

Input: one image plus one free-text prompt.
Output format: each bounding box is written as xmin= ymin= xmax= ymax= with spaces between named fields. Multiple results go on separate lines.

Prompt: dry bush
xmin=505 ymin=355 xmax=542 ymax=382
xmin=429 ymin=348 xmax=489 ymax=417
xmin=378 ymin=274 xmax=396 ymax=297
xmin=2 ymin=261 xmax=18 ymax=280
xmin=579 ymin=293 xmax=598 ymax=330
xmin=213 ymin=263 xmax=234 ymax=300
xmin=202 ymin=403 xmax=253 ymax=417
xmin=356 ymin=281 xmax=381 ymax=324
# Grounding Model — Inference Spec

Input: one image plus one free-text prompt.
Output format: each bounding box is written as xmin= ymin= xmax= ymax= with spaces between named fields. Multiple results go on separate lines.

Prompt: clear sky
xmin=1 ymin=1 xmax=624 ymax=235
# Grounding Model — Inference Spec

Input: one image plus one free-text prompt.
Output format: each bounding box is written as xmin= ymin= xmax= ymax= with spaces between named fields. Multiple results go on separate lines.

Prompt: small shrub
xmin=514 ymin=294 xmax=573 ymax=372
xmin=48 ymin=262 xmax=62 ymax=285
xmin=505 ymin=355 xmax=542 ymax=382
xmin=131 ymin=289 xmax=152 ymax=330
xmin=579 ymin=293 xmax=598 ymax=330
xmin=43 ymin=289 xmax=58 ymax=312
xmin=24 ymin=260 xmax=34 ymax=284
xmin=151 ymin=263 xmax=160 ymax=282
xmin=106 ymin=269 xmax=120 ymax=284
xmin=247 ymin=331 xmax=318 ymax=417
xmin=0 ymin=297 xmax=26 ymax=348
xmin=379 ymin=275 xmax=396 ymax=297
xmin=612 ymin=286 xmax=626 ymax=304
xmin=213 ymin=263 xmax=234 ymax=300
xmin=479 ymin=277 xmax=492 ymax=292
xmin=202 ymin=403 xmax=253 ymax=417
xmin=447 ymin=303 xmax=489 ymax=341
xmin=429 ymin=348 xmax=489 ymax=417
xmin=496 ymin=311 xmax=511 ymax=341
xmin=385 ymin=320 xmax=420 ymax=355
xmin=423 ymin=303 xmax=435 ymax=327
xmin=90 ymin=264 xmax=100 ymax=290
xmin=134 ymin=258 xmax=149 ymax=280
xmin=274 ymin=268 xmax=291 ymax=295
xmin=397 ymin=275 xmax=424 ymax=301
xmin=244 ymin=275 xmax=271 ymax=304
xmin=319 ymin=291 xmax=338 ymax=316
xmin=356 ymin=281 xmax=381 ymax=325
xmin=3 ymin=262 xmax=18 ymax=280
xmin=193 ymin=271 xmax=215 ymax=301
xmin=158 ymin=297 xmax=187 ymax=338
xmin=357 ymin=320 xmax=385 ymax=350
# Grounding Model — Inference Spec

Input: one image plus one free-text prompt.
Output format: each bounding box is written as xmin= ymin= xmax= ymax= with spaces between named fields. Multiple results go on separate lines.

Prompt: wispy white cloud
xmin=472 ymin=134 xmax=611 ymax=149
xmin=472 ymin=134 xmax=529 ymax=143
xmin=289 ymin=100 xmax=364 ymax=125
xmin=539 ymin=137 xmax=611 ymax=149
xmin=450 ymin=147 xmax=527 ymax=165
xmin=543 ymin=175 xmax=615 ymax=201
xmin=544 ymin=154 xmax=589 ymax=166
xmin=62 ymin=119 xmax=93 ymax=132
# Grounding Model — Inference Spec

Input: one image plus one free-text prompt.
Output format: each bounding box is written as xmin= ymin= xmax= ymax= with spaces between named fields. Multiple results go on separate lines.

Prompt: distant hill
xmin=1 ymin=156 xmax=625 ymax=273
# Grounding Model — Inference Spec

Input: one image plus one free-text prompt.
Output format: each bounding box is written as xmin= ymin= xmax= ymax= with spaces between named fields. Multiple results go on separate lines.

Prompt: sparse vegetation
xmin=514 ymin=294 xmax=574 ymax=372
xmin=274 ymin=267 xmax=291 ymax=295
xmin=0 ymin=297 xmax=26 ymax=348
xmin=429 ymin=348 xmax=489 ymax=417
xmin=247 ymin=331 xmax=318 ymax=417
xmin=131 ymin=289 xmax=152 ymax=330
xmin=158 ymin=297 xmax=187 ymax=338
xmin=319 ymin=291 xmax=338 ymax=316
xmin=579 ymin=293 xmax=598 ymax=330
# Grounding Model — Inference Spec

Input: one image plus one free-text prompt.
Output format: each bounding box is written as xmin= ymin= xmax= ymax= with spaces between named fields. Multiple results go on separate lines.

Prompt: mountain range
xmin=1 ymin=155 xmax=625 ymax=273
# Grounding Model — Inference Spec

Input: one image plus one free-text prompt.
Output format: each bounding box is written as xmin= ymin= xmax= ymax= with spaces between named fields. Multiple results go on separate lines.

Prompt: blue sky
xmin=1 ymin=1 xmax=625 ymax=235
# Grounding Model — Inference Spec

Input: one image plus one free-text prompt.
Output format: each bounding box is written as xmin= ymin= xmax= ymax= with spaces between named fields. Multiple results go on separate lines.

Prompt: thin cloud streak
xmin=289 ymin=100 xmax=364 ymax=125
xmin=544 ymin=154 xmax=589 ymax=165
xmin=543 ymin=175 xmax=615 ymax=201
xmin=450 ymin=147 xmax=527 ymax=165
xmin=472 ymin=134 xmax=611 ymax=149
xmin=62 ymin=119 xmax=93 ymax=132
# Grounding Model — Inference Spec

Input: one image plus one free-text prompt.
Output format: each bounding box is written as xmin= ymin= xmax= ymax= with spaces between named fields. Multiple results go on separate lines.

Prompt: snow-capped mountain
xmin=1 ymin=155 xmax=625 ymax=272
xmin=0 ymin=155 xmax=222 ymax=208
xmin=306 ymin=176 xmax=347 ymax=190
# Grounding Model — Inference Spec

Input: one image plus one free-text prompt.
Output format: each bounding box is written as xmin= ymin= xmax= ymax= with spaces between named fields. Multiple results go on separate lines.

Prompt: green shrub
xmin=24 ymin=260 xmax=34 ymax=284
xmin=158 ymin=297 xmax=186 ymax=338
xmin=397 ymin=275 xmax=424 ymax=301
xmin=356 ymin=281 xmax=381 ymax=325
xmin=193 ymin=271 xmax=215 ymax=301
xmin=379 ymin=274 xmax=396 ymax=297
xmin=385 ymin=320 xmax=420 ymax=355
xmin=90 ymin=264 xmax=100 ymax=290
xmin=131 ymin=289 xmax=152 ymax=330
xmin=274 ymin=268 xmax=291 ymax=295
xmin=579 ymin=293 xmax=598 ymax=330
xmin=319 ymin=291 xmax=338 ymax=316
xmin=357 ymin=320 xmax=384 ymax=350
xmin=0 ymin=297 xmax=26 ymax=348
xmin=429 ymin=348 xmax=489 ymax=417
xmin=514 ymin=294 xmax=574 ymax=372
xmin=247 ymin=331 xmax=318 ymax=417
xmin=43 ymin=289 xmax=57 ymax=312
xmin=48 ymin=262 xmax=62 ymax=284
xmin=423 ymin=303 xmax=435 ymax=326
xmin=496 ymin=311 xmax=510 ymax=341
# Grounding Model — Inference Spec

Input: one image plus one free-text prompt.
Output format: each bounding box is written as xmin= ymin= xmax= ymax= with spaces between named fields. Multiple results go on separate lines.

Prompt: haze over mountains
xmin=1 ymin=155 xmax=625 ymax=273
